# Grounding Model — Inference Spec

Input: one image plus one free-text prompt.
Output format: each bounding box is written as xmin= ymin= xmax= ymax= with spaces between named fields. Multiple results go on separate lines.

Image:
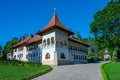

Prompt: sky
xmin=0 ymin=0 xmax=110 ymax=47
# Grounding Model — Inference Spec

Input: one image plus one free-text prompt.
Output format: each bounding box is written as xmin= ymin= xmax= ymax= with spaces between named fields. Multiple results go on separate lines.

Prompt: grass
xmin=0 ymin=65 xmax=52 ymax=80
xmin=100 ymin=63 xmax=108 ymax=80
xmin=102 ymin=62 xmax=120 ymax=80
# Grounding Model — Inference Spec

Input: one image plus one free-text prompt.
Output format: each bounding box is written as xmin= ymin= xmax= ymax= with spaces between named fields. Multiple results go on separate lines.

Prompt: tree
xmin=90 ymin=0 xmax=120 ymax=53
xmin=3 ymin=37 xmax=19 ymax=54
xmin=87 ymin=48 xmax=93 ymax=57
xmin=112 ymin=47 xmax=118 ymax=61
xmin=87 ymin=48 xmax=97 ymax=62
xmin=76 ymin=31 xmax=82 ymax=40
xmin=0 ymin=45 xmax=2 ymax=51
xmin=0 ymin=45 xmax=2 ymax=57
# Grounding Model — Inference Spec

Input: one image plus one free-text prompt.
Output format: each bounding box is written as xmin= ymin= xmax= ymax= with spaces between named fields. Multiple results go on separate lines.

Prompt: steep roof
xmin=37 ymin=12 xmax=74 ymax=35
xmin=68 ymin=35 xmax=89 ymax=47
xmin=44 ymin=12 xmax=64 ymax=29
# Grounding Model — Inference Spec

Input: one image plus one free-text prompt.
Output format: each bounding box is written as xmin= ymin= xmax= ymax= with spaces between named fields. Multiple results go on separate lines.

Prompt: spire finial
xmin=54 ymin=7 xmax=56 ymax=12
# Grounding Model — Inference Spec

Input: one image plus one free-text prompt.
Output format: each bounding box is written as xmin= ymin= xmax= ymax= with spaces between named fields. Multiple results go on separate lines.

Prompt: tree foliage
xmin=3 ymin=37 xmax=19 ymax=54
xmin=0 ymin=45 xmax=2 ymax=57
xmin=112 ymin=47 xmax=118 ymax=61
xmin=0 ymin=45 xmax=2 ymax=51
xmin=76 ymin=31 xmax=82 ymax=40
xmin=90 ymin=0 xmax=120 ymax=52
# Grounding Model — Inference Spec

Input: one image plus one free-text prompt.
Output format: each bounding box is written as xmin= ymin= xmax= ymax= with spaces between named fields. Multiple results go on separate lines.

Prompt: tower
xmin=37 ymin=11 xmax=74 ymax=65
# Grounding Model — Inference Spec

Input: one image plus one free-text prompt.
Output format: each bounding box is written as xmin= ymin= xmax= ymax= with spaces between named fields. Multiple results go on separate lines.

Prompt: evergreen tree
xmin=0 ymin=45 xmax=2 ymax=57
xmin=112 ymin=47 xmax=118 ymax=61
xmin=76 ymin=31 xmax=82 ymax=40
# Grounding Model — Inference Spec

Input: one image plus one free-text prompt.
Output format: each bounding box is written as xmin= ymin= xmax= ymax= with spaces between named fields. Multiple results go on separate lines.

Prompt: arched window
xmin=51 ymin=37 xmax=54 ymax=44
xmin=43 ymin=39 xmax=46 ymax=46
xmin=64 ymin=40 xmax=67 ymax=46
xmin=61 ymin=53 xmax=65 ymax=59
xmin=45 ymin=53 xmax=50 ymax=59
xmin=47 ymin=38 xmax=50 ymax=45
xmin=60 ymin=41 xmax=64 ymax=46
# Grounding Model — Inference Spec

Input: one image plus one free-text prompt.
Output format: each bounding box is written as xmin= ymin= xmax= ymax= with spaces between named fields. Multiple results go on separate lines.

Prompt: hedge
xmin=0 ymin=60 xmax=42 ymax=67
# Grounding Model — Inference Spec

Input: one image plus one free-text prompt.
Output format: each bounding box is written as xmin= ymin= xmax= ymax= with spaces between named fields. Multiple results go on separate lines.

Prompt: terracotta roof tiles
xmin=37 ymin=12 xmax=74 ymax=35
xmin=68 ymin=35 xmax=89 ymax=47
xmin=26 ymin=35 xmax=42 ymax=45
xmin=12 ymin=35 xmax=42 ymax=48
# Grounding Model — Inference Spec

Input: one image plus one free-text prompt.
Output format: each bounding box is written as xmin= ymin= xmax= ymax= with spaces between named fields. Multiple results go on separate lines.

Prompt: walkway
xmin=32 ymin=63 xmax=102 ymax=80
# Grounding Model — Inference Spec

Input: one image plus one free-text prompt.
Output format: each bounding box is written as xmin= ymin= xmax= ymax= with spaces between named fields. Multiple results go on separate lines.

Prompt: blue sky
xmin=0 ymin=0 xmax=110 ymax=46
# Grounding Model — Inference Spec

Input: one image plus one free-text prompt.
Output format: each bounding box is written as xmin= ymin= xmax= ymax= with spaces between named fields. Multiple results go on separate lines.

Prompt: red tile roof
xmin=37 ymin=12 xmax=74 ymax=35
xmin=12 ymin=12 xmax=89 ymax=48
xmin=12 ymin=37 xmax=31 ymax=48
xmin=68 ymin=35 xmax=89 ymax=47
xmin=26 ymin=35 xmax=42 ymax=45
xmin=12 ymin=35 xmax=42 ymax=48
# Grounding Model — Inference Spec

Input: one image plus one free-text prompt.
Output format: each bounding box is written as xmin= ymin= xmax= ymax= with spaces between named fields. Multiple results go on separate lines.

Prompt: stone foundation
xmin=42 ymin=60 xmax=58 ymax=66
xmin=58 ymin=60 xmax=70 ymax=65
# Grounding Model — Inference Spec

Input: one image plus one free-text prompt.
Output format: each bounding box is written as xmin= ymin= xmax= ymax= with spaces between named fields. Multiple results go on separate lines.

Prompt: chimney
xmin=22 ymin=36 xmax=25 ymax=41
xmin=30 ymin=34 xmax=34 ymax=38
xmin=70 ymin=35 xmax=73 ymax=37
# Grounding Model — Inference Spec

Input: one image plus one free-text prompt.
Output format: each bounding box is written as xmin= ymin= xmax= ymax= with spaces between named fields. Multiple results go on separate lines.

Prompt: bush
xmin=112 ymin=47 xmax=118 ymax=62
xmin=0 ymin=60 xmax=42 ymax=67
xmin=87 ymin=57 xmax=95 ymax=63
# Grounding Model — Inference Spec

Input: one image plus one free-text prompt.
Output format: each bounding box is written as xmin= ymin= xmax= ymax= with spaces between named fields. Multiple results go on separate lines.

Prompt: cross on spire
xmin=54 ymin=7 xmax=56 ymax=12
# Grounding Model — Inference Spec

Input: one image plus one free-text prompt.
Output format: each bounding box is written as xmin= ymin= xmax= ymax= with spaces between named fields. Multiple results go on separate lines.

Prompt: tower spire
xmin=54 ymin=7 xmax=56 ymax=12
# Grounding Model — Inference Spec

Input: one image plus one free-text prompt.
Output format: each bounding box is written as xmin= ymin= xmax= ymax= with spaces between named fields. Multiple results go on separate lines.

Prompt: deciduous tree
xmin=90 ymin=0 xmax=120 ymax=53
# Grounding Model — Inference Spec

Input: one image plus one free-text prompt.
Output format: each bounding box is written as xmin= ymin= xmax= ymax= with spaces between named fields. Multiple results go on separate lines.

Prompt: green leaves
xmin=76 ymin=31 xmax=82 ymax=40
xmin=90 ymin=0 xmax=120 ymax=53
xmin=3 ymin=37 xmax=19 ymax=54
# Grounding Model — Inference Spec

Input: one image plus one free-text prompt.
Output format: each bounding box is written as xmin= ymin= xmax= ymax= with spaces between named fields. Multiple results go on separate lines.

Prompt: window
xmin=51 ymin=37 xmax=54 ymax=44
xmin=14 ymin=55 xmax=16 ymax=59
xmin=18 ymin=47 xmax=23 ymax=51
xmin=47 ymin=38 xmax=50 ymax=45
xmin=60 ymin=41 xmax=64 ymax=46
xmin=15 ymin=49 xmax=17 ymax=52
xmin=43 ymin=39 xmax=46 ymax=47
xmin=56 ymin=39 xmax=59 ymax=46
xmin=26 ymin=55 xmax=28 ymax=59
xmin=61 ymin=53 xmax=65 ymax=59
xmin=45 ymin=53 xmax=50 ymax=59
xmin=35 ymin=53 xmax=38 ymax=57
xmin=64 ymin=40 xmax=67 ymax=46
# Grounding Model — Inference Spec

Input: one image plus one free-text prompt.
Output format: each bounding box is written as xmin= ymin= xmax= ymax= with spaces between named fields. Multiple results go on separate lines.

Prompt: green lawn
xmin=103 ymin=62 xmax=120 ymax=80
xmin=0 ymin=65 xmax=52 ymax=80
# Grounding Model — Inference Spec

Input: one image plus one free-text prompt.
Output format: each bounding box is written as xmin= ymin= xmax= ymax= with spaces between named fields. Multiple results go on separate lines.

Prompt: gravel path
xmin=32 ymin=63 xmax=102 ymax=80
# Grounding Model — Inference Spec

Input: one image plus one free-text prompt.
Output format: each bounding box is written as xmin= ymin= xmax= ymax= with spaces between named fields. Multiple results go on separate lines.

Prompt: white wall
xmin=55 ymin=30 xmax=69 ymax=60
xmin=42 ymin=31 xmax=56 ymax=61
xmin=13 ymin=46 xmax=28 ymax=61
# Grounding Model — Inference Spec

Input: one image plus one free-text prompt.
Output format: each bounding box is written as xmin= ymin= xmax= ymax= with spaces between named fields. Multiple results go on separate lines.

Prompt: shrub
xmin=0 ymin=60 xmax=41 ymax=67
xmin=112 ymin=47 xmax=118 ymax=62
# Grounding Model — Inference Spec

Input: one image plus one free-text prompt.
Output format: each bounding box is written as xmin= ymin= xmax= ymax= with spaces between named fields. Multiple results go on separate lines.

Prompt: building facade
xmin=12 ymin=12 xmax=89 ymax=65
